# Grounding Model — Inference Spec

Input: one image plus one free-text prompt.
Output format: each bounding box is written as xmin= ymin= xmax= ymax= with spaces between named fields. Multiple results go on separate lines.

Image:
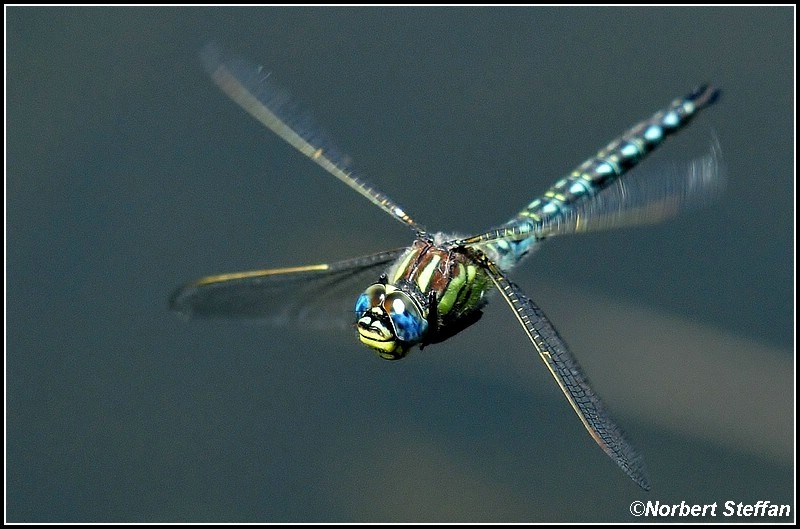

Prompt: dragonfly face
xmin=354 ymin=281 xmax=429 ymax=360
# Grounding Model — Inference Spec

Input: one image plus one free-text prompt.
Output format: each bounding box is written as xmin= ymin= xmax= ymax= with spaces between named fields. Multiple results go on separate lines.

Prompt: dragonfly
xmin=171 ymin=44 xmax=723 ymax=491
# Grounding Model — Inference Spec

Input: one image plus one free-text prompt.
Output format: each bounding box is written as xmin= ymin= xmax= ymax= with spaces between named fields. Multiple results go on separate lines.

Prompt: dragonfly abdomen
xmin=517 ymin=85 xmax=720 ymax=224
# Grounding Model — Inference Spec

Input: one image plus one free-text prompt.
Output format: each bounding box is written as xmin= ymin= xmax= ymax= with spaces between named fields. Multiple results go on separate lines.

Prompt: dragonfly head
xmin=354 ymin=282 xmax=428 ymax=360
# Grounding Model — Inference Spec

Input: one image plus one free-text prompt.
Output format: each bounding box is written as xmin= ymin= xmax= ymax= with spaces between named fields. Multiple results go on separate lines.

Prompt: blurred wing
xmin=535 ymin=137 xmax=724 ymax=238
xmin=170 ymin=249 xmax=405 ymax=329
xmin=485 ymin=261 xmax=651 ymax=490
xmin=201 ymin=43 xmax=425 ymax=233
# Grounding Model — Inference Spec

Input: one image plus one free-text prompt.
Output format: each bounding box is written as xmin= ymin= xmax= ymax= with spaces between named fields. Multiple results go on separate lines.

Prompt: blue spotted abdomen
xmin=517 ymin=85 xmax=719 ymax=225
xmin=483 ymin=85 xmax=720 ymax=270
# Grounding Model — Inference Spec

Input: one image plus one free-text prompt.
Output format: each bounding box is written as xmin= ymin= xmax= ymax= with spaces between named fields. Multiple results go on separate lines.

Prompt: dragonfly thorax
xmin=354 ymin=238 xmax=491 ymax=360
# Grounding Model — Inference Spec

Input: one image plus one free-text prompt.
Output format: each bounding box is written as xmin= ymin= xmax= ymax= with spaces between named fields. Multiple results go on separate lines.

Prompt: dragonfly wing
xmin=170 ymin=249 xmax=406 ymax=329
xmin=201 ymin=43 xmax=425 ymax=233
xmin=484 ymin=261 xmax=651 ymax=490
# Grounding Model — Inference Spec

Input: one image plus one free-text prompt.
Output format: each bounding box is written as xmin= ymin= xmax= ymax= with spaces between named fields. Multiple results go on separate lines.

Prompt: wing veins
xmin=201 ymin=44 xmax=425 ymax=232
xmin=170 ymin=249 xmax=406 ymax=325
xmin=484 ymin=260 xmax=651 ymax=490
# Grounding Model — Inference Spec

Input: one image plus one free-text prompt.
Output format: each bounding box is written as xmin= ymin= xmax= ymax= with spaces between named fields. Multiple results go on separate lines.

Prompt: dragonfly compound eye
xmin=385 ymin=291 xmax=428 ymax=343
xmin=354 ymin=293 xmax=370 ymax=316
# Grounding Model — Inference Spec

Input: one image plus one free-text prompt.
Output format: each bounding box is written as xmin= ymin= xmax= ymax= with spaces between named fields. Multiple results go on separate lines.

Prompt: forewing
xmin=201 ymin=43 xmax=425 ymax=232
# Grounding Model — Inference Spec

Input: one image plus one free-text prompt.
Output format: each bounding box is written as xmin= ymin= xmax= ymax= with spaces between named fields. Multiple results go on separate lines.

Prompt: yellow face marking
xmin=195 ymin=264 xmax=329 ymax=287
xmin=358 ymin=335 xmax=398 ymax=354
xmin=357 ymin=318 xmax=392 ymax=341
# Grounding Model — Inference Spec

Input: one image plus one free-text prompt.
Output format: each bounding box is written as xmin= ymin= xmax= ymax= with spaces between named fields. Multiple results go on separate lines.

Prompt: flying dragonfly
xmin=171 ymin=44 xmax=723 ymax=491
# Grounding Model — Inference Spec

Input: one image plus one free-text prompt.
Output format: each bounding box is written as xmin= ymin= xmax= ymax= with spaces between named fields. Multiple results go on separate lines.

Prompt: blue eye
xmin=386 ymin=293 xmax=428 ymax=343
xmin=354 ymin=293 xmax=370 ymax=315
xmin=355 ymin=285 xmax=427 ymax=344
xmin=355 ymin=284 xmax=386 ymax=316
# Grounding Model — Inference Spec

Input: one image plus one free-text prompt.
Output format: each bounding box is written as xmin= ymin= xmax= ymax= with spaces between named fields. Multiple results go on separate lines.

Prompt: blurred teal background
xmin=7 ymin=7 xmax=793 ymax=522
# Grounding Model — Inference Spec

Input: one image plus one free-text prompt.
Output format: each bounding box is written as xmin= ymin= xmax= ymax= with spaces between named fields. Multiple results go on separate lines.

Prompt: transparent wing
xmin=201 ymin=43 xmax=425 ymax=233
xmin=170 ymin=249 xmax=406 ymax=329
xmin=484 ymin=260 xmax=651 ymax=490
